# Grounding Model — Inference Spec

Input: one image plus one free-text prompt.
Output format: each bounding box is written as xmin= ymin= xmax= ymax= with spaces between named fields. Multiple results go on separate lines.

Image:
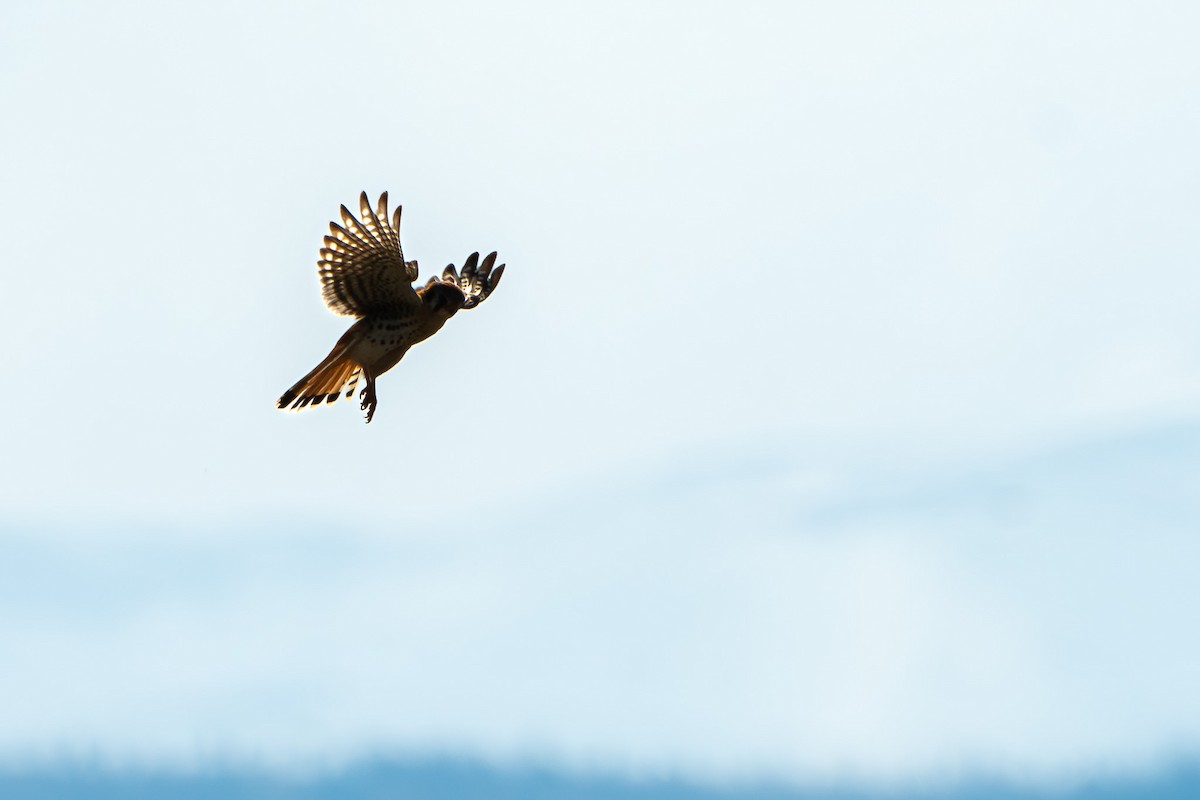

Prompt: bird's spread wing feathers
xmin=431 ymin=251 xmax=506 ymax=310
xmin=319 ymin=192 xmax=420 ymax=317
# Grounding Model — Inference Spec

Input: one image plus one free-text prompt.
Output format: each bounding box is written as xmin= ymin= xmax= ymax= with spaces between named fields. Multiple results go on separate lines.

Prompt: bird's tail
xmin=277 ymin=349 xmax=362 ymax=411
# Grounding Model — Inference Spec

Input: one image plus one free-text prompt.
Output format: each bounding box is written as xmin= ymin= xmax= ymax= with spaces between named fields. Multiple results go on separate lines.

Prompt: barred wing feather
xmin=318 ymin=191 xmax=420 ymax=317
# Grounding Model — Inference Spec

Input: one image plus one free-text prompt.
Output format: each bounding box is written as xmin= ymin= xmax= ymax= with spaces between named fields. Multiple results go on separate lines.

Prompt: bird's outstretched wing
xmin=318 ymin=192 xmax=421 ymax=317
xmin=434 ymin=251 xmax=506 ymax=310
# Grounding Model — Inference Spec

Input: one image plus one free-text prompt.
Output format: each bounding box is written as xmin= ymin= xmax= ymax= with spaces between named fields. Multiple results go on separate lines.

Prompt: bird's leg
xmin=359 ymin=372 xmax=378 ymax=423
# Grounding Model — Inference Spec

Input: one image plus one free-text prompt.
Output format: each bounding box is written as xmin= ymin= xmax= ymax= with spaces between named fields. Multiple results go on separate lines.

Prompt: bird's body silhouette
xmin=278 ymin=192 xmax=504 ymax=422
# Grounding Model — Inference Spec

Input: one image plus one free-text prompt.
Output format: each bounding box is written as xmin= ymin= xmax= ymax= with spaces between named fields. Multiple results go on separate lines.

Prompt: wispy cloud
xmin=2 ymin=424 xmax=1198 ymax=787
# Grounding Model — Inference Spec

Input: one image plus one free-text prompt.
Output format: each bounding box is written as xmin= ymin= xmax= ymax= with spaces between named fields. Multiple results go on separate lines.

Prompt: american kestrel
xmin=278 ymin=191 xmax=504 ymax=422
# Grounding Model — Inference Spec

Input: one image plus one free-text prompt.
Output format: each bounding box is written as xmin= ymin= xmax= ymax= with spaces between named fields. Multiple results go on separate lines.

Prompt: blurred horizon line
xmin=2 ymin=753 xmax=1199 ymax=800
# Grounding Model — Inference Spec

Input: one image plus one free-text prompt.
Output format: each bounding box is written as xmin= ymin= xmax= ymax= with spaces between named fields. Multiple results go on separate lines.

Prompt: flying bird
xmin=278 ymin=192 xmax=505 ymax=422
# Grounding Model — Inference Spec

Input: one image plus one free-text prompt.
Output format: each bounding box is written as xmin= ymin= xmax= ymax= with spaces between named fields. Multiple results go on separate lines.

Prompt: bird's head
xmin=420 ymin=279 xmax=467 ymax=317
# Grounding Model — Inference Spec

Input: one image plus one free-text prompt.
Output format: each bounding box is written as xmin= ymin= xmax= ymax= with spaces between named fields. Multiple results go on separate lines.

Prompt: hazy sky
xmin=2 ymin=1 xmax=1199 ymax=791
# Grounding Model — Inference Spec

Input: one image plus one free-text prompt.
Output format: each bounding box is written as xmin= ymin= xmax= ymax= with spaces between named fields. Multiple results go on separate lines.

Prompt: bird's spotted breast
xmin=350 ymin=316 xmax=420 ymax=363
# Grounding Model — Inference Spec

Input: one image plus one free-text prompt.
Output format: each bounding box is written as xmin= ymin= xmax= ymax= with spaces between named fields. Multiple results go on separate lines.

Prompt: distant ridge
xmin=1 ymin=758 xmax=1199 ymax=800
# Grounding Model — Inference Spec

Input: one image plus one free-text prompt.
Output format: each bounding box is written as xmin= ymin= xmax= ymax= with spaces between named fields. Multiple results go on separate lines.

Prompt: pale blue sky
xmin=2 ymin=1 xmax=1199 ymax=794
